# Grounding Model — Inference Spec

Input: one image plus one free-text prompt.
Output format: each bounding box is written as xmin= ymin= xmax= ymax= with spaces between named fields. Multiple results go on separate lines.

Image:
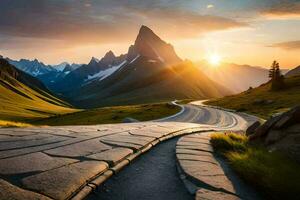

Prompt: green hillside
xmin=206 ymin=75 xmax=300 ymax=119
xmin=0 ymin=59 xmax=77 ymax=122
xmin=32 ymin=102 xmax=180 ymax=126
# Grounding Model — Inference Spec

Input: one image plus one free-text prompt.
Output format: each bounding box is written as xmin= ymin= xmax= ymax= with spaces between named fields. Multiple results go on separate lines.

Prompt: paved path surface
xmin=0 ymin=102 xmax=255 ymax=200
xmin=88 ymin=138 xmax=194 ymax=200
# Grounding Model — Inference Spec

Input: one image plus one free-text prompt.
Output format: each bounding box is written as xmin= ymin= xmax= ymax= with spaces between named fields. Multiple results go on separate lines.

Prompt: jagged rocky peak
xmin=127 ymin=25 xmax=181 ymax=65
xmin=89 ymin=57 xmax=99 ymax=65
xmin=100 ymin=50 xmax=116 ymax=65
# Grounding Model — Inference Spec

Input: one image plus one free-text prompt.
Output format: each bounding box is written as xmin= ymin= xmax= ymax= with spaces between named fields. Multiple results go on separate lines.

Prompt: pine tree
xmin=269 ymin=60 xmax=285 ymax=90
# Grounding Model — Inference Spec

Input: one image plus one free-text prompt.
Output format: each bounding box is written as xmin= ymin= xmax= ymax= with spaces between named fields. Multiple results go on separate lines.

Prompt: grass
xmin=0 ymin=78 xmax=77 ymax=122
xmin=0 ymin=120 xmax=33 ymax=128
xmin=210 ymin=133 xmax=300 ymax=200
xmin=206 ymin=75 xmax=300 ymax=119
xmin=31 ymin=102 xmax=181 ymax=126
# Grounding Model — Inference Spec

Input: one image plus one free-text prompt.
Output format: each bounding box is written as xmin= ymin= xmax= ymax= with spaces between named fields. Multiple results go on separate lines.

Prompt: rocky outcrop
xmin=250 ymin=106 xmax=300 ymax=162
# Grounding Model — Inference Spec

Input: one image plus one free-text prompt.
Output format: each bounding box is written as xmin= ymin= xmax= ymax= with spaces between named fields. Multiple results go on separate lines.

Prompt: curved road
xmin=88 ymin=101 xmax=254 ymax=200
xmin=159 ymin=101 xmax=249 ymax=131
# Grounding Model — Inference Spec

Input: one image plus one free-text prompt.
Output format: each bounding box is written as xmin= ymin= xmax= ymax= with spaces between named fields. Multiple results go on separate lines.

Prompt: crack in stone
xmin=178 ymin=159 xmax=219 ymax=166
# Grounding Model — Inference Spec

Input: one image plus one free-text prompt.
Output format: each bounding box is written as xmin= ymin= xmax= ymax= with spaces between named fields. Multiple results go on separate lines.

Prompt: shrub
xmin=210 ymin=133 xmax=247 ymax=153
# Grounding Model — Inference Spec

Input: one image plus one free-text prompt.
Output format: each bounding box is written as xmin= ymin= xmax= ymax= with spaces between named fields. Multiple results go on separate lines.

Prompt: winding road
xmin=0 ymin=101 xmax=257 ymax=200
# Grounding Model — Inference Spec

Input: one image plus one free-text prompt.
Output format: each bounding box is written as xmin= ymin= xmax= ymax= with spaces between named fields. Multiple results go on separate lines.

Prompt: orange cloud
xmin=269 ymin=40 xmax=300 ymax=50
xmin=261 ymin=1 xmax=300 ymax=19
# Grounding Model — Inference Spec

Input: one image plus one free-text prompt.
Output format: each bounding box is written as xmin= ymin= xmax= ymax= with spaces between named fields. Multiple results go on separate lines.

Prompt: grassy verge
xmin=0 ymin=120 xmax=33 ymax=128
xmin=206 ymin=75 xmax=300 ymax=119
xmin=31 ymin=102 xmax=181 ymax=126
xmin=210 ymin=133 xmax=300 ymax=200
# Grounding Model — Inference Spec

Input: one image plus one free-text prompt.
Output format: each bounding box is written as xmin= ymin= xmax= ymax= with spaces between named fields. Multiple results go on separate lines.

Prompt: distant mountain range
xmin=4 ymin=57 xmax=81 ymax=86
xmin=0 ymin=59 xmax=74 ymax=121
xmin=2 ymin=25 xmax=296 ymax=108
xmin=198 ymin=62 xmax=270 ymax=93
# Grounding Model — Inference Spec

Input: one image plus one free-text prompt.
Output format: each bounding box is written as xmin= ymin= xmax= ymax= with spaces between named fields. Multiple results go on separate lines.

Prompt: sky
xmin=0 ymin=0 xmax=299 ymax=68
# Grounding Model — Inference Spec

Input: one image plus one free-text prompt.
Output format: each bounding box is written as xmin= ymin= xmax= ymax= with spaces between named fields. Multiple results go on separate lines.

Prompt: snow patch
xmin=86 ymin=60 xmax=127 ymax=82
xmin=129 ymin=54 xmax=140 ymax=64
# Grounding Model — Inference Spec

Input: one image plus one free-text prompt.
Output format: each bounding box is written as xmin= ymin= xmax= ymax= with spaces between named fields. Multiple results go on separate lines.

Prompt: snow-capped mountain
xmin=52 ymin=62 xmax=81 ymax=72
xmin=49 ymin=50 xmax=128 ymax=91
xmin=7 ymin=58 xmax=56 ymax=76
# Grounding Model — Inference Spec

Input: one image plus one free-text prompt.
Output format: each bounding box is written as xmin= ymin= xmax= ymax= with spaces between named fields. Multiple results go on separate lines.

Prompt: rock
xmin=265 ymin=130 xmax=286 ymax=145
xmin=273 ymin=106 xmax=300 ymax=129
xmin=246 ymin=121 xmax=261 ymax=136
xmin=122 ymin=117 xmax=139 ymax=123
xmin=286 ymin=124 xmax=300 ymax=134
xmin=251 ymin=106 xmax=300 ymax=162
xmin=250 ymin=115 xmax=281 ymax=140
xmin=253 ymin=99 xmax=274 ymax=105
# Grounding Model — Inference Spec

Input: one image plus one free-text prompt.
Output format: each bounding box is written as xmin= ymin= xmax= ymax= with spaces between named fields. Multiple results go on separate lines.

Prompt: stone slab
xmin=0 ymin=179 xmax=51 ymax=200
xmin=44 ymin=139 xmax=111 ymax=157
xmin=176 ymin=144 xmax=213 ymax=153
xmin=101 ymin=134 xmax=153 ymax=146
xmin=176 ymin=149 xmax=213 ymax=157
xmin=196 ymin=188 xmax=239 ymax=200
xmin=22 ymin=161 xmax=108 ymax=200
xmin=177 ymin=154 xmax=219 ymax=165
xmin=180 ymin=160 xmax=224 ymax=176
xmin=0 ymin=152 xmax=76 ymax=175
xmin=87 ymin=147 xmax=133 ymax=166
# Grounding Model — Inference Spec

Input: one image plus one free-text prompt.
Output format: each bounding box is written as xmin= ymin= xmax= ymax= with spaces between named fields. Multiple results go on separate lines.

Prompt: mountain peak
xmin=127 ymin=25 xmax=181 ymax=65
xmin=139 ymin=25 xmax=155 ymax=35
xmin=100 ymin=50 xmax=116 ymax=65
xmin=103 ymin=50 xmax=115 ymax=59
xmin=136 ymin=25 xmax=160 ymax=43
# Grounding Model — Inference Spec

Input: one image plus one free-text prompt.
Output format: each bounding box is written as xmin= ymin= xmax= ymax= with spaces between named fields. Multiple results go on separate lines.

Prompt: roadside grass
xmin=177 ymin=99 xmax=196 ymax=104
xmin=210 ymin=133 xmax=300 ymax=200
xmin=206 ymin=75 xmax=300 ymax=119
xmin=32 ymin=102 xmax=181 ymax=126
xmin=0 ymin=120 xmax=32 ymax=128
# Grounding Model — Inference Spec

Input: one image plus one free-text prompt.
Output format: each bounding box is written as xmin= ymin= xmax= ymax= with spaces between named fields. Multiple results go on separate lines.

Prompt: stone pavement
xmin=176 ymin=133 xmax=261 ymax=200
xmin=0 ymin=122 xmax=205 ymax=200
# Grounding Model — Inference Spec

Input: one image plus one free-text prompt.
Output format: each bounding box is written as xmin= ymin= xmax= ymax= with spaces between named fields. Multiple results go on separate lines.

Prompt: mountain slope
xmin=72 ymin=59 xmax=231 ymax=108
xmin=198 ymin=61 xmax=270 ymax=93
xmin=206 ymin=75 xmax=300 ymax=119
xmin=286 ymin=65 xmax=300 ymax=77
xmin=0 ymin=59 xmax=76 ymax=121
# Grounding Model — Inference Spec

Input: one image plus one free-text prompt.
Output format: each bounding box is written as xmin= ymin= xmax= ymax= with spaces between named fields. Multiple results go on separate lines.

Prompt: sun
xmin=208 ymin=54 xmax=221 ymax=66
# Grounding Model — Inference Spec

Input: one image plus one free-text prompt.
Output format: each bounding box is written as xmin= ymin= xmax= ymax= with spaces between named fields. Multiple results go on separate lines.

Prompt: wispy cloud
xmin=269 ymin=40 xmax=300 ymax=50
xmin=0 ymin=0 xmax=247 ymax=47
xmin=261 ymin=0 xmax=300 ymax=19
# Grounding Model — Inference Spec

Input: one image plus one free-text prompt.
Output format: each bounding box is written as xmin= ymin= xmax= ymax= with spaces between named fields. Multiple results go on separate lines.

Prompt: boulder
xmin=273 ymin=106 xmax=300 ymax=129
xmin=246 ymin=121 xmax=261 ymax=136
xmin=265 ymin=130 xmax=286 ymax=145
xmin=249 ymin=115 xmax=281 ymax=140
xmin=250 ymin=106 xmax=300 ymax=162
